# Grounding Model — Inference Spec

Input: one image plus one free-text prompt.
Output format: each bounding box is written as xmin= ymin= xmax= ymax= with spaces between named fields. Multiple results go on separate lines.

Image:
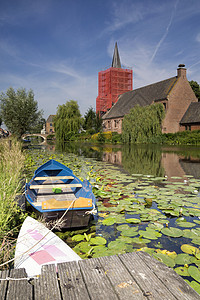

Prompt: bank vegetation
xmin=0 ymin=139 xmax=26 ymax=269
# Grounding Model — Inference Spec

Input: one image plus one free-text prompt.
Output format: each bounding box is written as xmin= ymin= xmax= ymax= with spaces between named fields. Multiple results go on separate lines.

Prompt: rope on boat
xmin=85 ymin=203 xmax=97 ymax=215
xmin=0 ymin=197 xmax=77 ymax=270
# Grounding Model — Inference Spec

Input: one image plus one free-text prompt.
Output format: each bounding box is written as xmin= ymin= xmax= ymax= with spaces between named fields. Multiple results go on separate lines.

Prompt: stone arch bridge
xmin=22 ymin=133 xmax=48 ymax=144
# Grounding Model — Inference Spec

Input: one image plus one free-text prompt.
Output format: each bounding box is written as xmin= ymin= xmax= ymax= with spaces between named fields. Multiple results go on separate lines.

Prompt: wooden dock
xmin=0 ymin=251 xmax=199 ymax=299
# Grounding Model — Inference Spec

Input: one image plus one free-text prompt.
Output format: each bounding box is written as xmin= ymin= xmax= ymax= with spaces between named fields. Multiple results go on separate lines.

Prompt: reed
xmin=0 ymin=139 xmax=26 ymax=269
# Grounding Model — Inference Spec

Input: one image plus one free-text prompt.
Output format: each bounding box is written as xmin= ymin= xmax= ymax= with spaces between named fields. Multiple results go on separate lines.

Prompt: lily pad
xmin=72 ymin=234 xmax=85 ymax=242
xmin=174 ymin=253 xmax=192 ymax=265
xmin=181 ymin=244 xmax=199 ymax=255
xmin=90 ymin=236 xmax=107 ymax=245
xmin=102 ymin=216 xmax=117 ymax=226
xmin=161 ymin=227 xmax=183 ymax=238
xmin=188 ymin=266 xmax=200 ymax=283
xmin=174 ymin=266 xmax=189 ymax=276
xmin=139 ymin=228 xmax=162 ymax=240
xmin=153 ymin=253 xmax=175 ymax=268
xmin=126 ymin=218 xmax=140 ymax=224
xmin=189 ymin=281 xmax=200 ymax=294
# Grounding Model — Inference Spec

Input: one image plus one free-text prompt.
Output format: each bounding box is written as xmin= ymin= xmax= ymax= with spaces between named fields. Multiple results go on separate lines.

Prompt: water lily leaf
xmin=174 ymin=267 xmax=189 ymax=276
xmin=108 ymin=240 xmax=127 ymax=251
xmin=74 ymin=241 xmax=92 ymax=254
xmin=183 ymin=229 xmax=198 ymax=239
xmin=117 ymin=236 xmax=134 ymax=243
xmin=153 ymin=253 xmax=175 ymax=268
xmin=90 ymin=236 xmax=107 ymax=245
xmin=120 ymin=228 xmax=139 ymax=237
xmin=126 ymin=218 xmax=140 ymax=224
xmin=117 ymin=224 xmax=130 ymax=231
xmin=189 ymin=281 xmax=200 ymax=294
xmin=72 ymin=234 xmax=85 ymax=242
xmin=139 ymin=229 xmax=161 ymax=240
xmin=181 ymin=244 xmax=199 ymax=255
xmin=102 ymin=216 xmax=117 ymax=226
xmin=177 ymin=221 xmax=195 ymax=228
xmin=92 ymin=245 xmax=107 ymax=257
xmin=174 ymin=253 xmax=192 ymax=265
xmin=161 ymin=227 xmax=183 ymax=238
xmin=190 ymin=257 xmax=200 ymax=265
xmin=131 ymin=237 xmax=151 ymax=244
xmin=191 ymin=238 xmax=200 ymax=246
xmin=188 ymin=266 xmax=200 ymax=283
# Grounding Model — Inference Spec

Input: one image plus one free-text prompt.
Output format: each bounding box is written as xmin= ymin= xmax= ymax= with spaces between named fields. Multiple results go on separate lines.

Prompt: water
xmin=50 ymin=142 xmax=200 ymax=179
xmin=25 ymin=141 xmax=200 ymax=293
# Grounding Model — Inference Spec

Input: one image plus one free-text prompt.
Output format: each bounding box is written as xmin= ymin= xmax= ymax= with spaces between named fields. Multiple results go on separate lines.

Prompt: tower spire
xmin=112 ymin=42 xmax=121 ymax=68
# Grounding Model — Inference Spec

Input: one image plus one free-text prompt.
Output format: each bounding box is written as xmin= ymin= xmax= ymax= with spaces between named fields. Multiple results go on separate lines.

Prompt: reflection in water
xmin=122 ymin=145 xmax=164 ymax=177
xmin=30 ymin=141 xmax=200 ymax=179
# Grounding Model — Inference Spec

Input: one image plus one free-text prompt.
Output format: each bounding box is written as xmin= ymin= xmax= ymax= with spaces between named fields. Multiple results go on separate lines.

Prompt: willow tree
xmin=54 ymin=100 xmax=83 ymax=141
xmin=122 ymin=103 xmax=165 ymax=143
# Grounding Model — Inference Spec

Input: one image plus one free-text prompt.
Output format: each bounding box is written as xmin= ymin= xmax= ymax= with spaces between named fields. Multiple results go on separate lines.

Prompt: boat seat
xmin=42 ymin=197 xmax=92 ymax=210
xmin=30 ymin=183 xmax=82 ymax=189
xmin=34 ymin=176 xmax=74 ymax=180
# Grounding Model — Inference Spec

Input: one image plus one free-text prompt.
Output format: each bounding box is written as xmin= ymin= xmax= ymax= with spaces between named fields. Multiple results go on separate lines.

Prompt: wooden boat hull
xmin=25 ymin=159 xmax=96 ymax=229
xmin=30 ymin=206 xmax=92 ymax=229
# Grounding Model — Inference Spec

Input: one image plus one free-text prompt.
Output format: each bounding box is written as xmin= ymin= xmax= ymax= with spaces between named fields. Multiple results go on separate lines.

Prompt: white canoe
xmin=14 ymin=216 xmax=81 ymax=277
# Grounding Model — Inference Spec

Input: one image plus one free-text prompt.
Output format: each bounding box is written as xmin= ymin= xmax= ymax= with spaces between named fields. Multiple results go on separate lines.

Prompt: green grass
xmin=0 ymin=139 xmax=26 ymax=269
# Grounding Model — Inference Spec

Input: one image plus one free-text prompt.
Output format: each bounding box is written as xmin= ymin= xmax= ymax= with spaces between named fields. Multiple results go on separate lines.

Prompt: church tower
xmin=96 ymin=42 xmax=133 ymax=115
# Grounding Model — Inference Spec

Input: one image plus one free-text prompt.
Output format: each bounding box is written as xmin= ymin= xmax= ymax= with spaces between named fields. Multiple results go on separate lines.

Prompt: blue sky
xmin=0 ymin=0 xmax=200 ymax=119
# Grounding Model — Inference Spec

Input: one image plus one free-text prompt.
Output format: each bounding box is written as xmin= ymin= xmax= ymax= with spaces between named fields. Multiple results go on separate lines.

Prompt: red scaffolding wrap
xmin=96 ymin=67 xmax=133 ymax=115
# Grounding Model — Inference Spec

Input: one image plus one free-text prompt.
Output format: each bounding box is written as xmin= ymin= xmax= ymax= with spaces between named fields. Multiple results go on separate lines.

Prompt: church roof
xmin=103 ymin=77 xmax=177 ymax=119
xmin=112 ymin=42 xmax=121 ymax=68
xmin=180 ymin=102 xmax=200 ymax=124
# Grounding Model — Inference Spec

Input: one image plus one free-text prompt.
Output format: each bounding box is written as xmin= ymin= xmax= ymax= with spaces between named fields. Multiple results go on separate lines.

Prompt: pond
xmin=24 ymin=142 xmax=200 ymax=293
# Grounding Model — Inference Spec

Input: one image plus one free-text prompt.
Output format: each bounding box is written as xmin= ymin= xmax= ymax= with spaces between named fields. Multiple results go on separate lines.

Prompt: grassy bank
xmin=55 ymin=130 xmax=200 ymax=146
xmin=0 ymin=139 xmax=26 ymax=269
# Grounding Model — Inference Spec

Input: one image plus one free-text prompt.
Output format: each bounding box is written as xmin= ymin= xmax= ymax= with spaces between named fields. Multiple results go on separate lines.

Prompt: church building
xmin=96 ymin=43 xmax=133 ymax=115
xmin=102 ymin=64 xmax=199 ymax=134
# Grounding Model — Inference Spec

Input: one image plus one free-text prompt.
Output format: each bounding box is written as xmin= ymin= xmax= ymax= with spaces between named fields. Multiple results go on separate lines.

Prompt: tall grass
xmin=0 ymin=139 xmax=26 ymax=269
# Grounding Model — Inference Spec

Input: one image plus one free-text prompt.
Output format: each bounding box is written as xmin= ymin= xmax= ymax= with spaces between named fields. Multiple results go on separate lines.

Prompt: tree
xmin=54 ymin=100 xmax=83 ymax=141
xmin=30 ymin=117 xmax=46 ymax=134
xmin=95 ymin=112 xmax=103 ymax=132
xmin=83 ymin=107 xmax=96 ymax=131
xmin=122 ymin=103 xmax=165 ymax=143
xmin=83 ymin=107 xmax=102 ymax=133
xmin=0 ymin=87 xmax=43 ymax=138
xmin=189 ymin=80 xmax=200 ymax=101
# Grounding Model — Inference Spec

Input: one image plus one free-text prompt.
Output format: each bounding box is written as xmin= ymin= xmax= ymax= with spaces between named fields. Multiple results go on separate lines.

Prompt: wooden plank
xmin=6 ymin=268 xmax=32 ymax=300
xmin=79 ymin=257 xmax=119 ymax=300
xmin=42 ymin=197 xmax=92 ymax=210
xmin=0 ymin=269 xmax=10 ymax=300
xmin=137 ymin=251 xmax=200 ymax=300
xmin=34 ymin=176 xmax=74 ymax=180
xmin=34 ymin=264 xmax=61 ymax=300
xmin=97 ymin=255 xmax=145 ymax=299
xmin=57 ymin=261 xmax=89 ymax=300
xmin=119 ymin=252 xmax=177 ymax=300
xmin=30 ymin=184 xmax=82 ymax=189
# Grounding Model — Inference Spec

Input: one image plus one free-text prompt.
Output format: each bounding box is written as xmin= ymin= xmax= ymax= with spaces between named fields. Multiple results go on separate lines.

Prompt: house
xmin=180 ymin=102 xmax=200 ymax=131
xmin=102 ymin=65 xmax=198 ymax=134
xmin=46 ymin=115 xmax=55 ymax=134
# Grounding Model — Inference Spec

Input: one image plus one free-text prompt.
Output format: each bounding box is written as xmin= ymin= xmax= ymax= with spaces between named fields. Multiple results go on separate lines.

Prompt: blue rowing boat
xmin=25 ymin=159 xmax=97 ymax=229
